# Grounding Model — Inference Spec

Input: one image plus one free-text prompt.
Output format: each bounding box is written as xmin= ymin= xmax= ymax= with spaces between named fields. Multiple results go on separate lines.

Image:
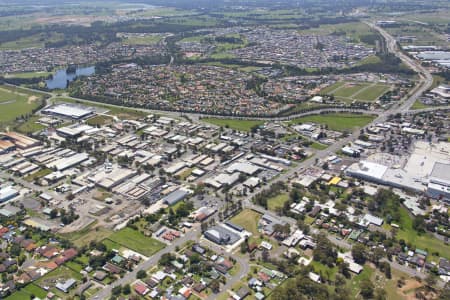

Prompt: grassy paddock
xmin=107 ymin=227 xmax=165 ymax=257
xmin=0 ymin=85 xmax=45 ymax=129
xmin=288 ymin=113 xmax=375 ymax=132
xmin=202 ymin=118 xmax=263 ymax=132
xmin=60 ymin=221 xmax=113 ymax=247
xmin=5 ymin=71 xmax=52 ymax=79
xmin=394 ymin=207 xmax=450 ymax=260
xmin=267 ymin=193 xmax=289 ymax=211
xmin=230 ymin=209 xmax=262 ymax=235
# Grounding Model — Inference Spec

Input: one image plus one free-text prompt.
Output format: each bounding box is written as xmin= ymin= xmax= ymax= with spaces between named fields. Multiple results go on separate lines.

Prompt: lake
xmin=46 ymin=66 xmax=95 ymax=90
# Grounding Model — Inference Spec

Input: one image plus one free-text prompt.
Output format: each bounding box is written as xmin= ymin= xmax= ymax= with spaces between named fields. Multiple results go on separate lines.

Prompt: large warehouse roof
xmin=430 ymin=162 xmax=450 ymax=186
xmin=43 ymin=104 xmax=94 ymax=119
xmin=346 ymin=161 xmax=388 ymax=180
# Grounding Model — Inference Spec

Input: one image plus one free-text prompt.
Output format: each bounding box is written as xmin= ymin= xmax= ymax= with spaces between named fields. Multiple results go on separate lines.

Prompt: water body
xmin=46 ymin=66 xmax=95 ymax=90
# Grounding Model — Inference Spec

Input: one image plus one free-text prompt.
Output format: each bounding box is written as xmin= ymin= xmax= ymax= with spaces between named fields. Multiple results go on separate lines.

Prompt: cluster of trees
xmin=49 ymin=208 xmax=79 ymax=225
xmin=368 ymin=189 xmax=402 ymax=223
xmin=167 ymin=201 xmax=194 ymax=226
xmin=313 ymin=235 xmax=337 ymax=267
xmin=284 ymin=53 xmax=415 ymax=77
xmin=252 ymin=181 xmax=287 ymax=209
xmin=270 ymin=270 xmax=330 ymax=300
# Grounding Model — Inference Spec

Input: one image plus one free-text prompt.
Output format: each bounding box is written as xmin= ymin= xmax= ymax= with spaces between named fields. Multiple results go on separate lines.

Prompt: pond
xmin=46 ymin=66 xmax=95 ymax=90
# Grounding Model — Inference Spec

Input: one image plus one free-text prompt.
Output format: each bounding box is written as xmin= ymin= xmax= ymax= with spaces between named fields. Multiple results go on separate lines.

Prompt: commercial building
xmin=89 ymin=165 xmax=136 ymax=190
xmin=0 ymin=140 xmax=15 ymax=154
xmin=42 ymin=103 xmax=95 ymax=120
xmin=162 ymin=188 xmax=190 ymax=206
xmin=204 ymin=225 xmax=240 ymax=245
xmin=0 ymin=186 xmax=19 ymax=203
xmin=46 ymin=153 xmax=89 ymax=171
xmin=57 ymin=124 xmax=94 ymax=138
xmin=1 ymin=132 xmax=40 ymax=149
xmin=427 ymin=162 xmax=450 ymax=201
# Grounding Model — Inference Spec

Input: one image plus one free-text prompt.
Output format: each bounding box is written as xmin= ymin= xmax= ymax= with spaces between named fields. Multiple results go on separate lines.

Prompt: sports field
xmin=321 ymin=81 xmax=391 ymax=103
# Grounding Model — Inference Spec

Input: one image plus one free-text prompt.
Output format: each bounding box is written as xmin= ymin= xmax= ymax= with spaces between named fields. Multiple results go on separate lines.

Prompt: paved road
xmin=366 ymin=22 xmax=434 ymax=114
xmin=201 ymin=240 xmax=250 ymax=300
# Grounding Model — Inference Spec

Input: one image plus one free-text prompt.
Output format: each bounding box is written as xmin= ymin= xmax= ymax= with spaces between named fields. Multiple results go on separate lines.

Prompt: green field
xmin=289 ymin=113 xmax=375 ymax=132
xmin=24 ymin=168 xmax=52 ymax=182
xmin=347 ymin=265 xmax=374 ymax=298
xmin=321 ymin=82 xmax=390 ymax=102
xmin=354 ymin=55 xmax=382 ymax=66
xmin=333 ymin=83 xmax=368 ymax=98
xmin=320 ymin=82 xmax=345 ymax=94
xmin=0 ymin=85 xmax=46 ymax=129
xmin=267 ymin=193 xmax=289 ymax=211
xmin=393 ymin=207 xmax=450 ymax=260
xmin=230 ymin=209 xmax=262 ymax=235
xmin=310 ymin=142 xmax=328 ymax=150
xmin=15 ymin=116 xmax=46 ymax=134
xmin=299 ymin=22 xmax=373 ymax=43
xmin=86 ymin=115 xmax=113 ymax=126
xmin=5 ymin=284 xmax=47 ymax=300
xmin=122 ymin=35 xmax=163 ymax=45
xmin=204 ymin=62 xmax=261 ymax=73
xmin=5 ymin=71 xmax=52 ymax=79
xmin=202 ymin=118 xmax=263 ymax=132
xmin=310 ymin=260 xmax=339 ymax=281
xmin=60 ymin=221 xmax=113 ymax=247
xmin=353 ymin=84 xmax=391 ymax=101
xmin=106 ymin=227 xmax=165 ymax=257
xmin=410 ymin=100 xmax=431 ymax=110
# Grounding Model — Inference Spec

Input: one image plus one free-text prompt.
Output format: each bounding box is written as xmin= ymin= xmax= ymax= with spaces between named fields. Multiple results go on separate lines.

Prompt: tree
xmin=210 ymin=279 xmax=220 ymax=293
xmin=351 ymin=244 xmax=367 ymax=264
xmin=313 ymin=235 xmax=337 ymax=267
xmin=50 ymin=208 xmax=58 ymax=219
xmin=360 ymin=279 xmax=374 ymax=298
xmin=200 ymin=222 xmax=208 ymax=233
xmin=112 ymin=285 xmax=122 ymax=295
xmin=122 ymin=284 xmax=131 ymax=295
xmin=375 ymin=288 xmax=387 ymax=300
xmin=240 ymin=242 xmax=248 ymax=254
xmin=412 ymin=216 xmax=426 ymax=233
xmin=425 ymin=274 xmax=437 ymax=290
xmin=261 ymin=250 xmax=270 ymax=262
xmin=372 ymin=247 xmax=385 ymax=265
xmin=136 ymin=270 xmax=147 ymax=279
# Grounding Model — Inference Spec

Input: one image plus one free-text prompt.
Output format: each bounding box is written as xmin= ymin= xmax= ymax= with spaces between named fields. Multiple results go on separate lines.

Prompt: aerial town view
xmin=0 ymin=0 xmax=449 ymax=299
